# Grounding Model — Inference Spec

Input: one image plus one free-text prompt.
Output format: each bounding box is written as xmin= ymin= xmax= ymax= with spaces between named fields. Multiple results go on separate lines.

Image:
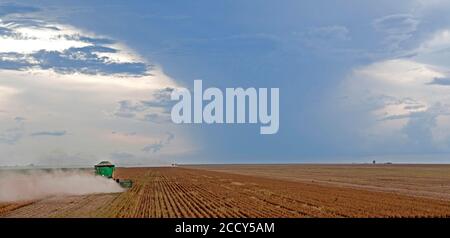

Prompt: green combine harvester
xmin=94 ymin=161 xmax=115 ymax=178
xmin=95 ymin=161 xmax=133 ymax=188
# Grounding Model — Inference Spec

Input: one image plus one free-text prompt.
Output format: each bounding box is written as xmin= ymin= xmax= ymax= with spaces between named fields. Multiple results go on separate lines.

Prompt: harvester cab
xmin=94 ymin=161 xmax=133 ymax=188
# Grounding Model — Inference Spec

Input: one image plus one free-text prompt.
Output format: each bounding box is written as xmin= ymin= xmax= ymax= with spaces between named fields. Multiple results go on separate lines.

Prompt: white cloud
xmin=340 ymin=27 xmax=450 ymax=151
xmin=0 ymin=14 xmax=196 ymax=166
xmin=0 ymin=16 xmax=153 ymax=76
xmin=416 ymin=30 xmax=450 ymax=53
xmin=354 ymin=59 xmax=443 ymax=86
xmin=0 ymin=20 xmax=89 ymax=53
xmin=0 ymin=85 xmax=19 ymax=97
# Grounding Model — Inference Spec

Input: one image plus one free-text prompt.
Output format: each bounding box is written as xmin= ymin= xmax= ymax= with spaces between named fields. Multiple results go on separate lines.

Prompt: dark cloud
xmin=30 ymin=130 xmax=67 ymax=137
xmin=427 ymin=77 xmax=450 ymax=86
xmin=114 ymin=100 xmax=144 ymax=119
xmin=166 ymin=132 xmax=175 ymax=143
xmin=404 ymin=105 xmax=426 ymax=110
xmin=27 ymin=47 xmax=149 ymax=76
xmin=114 ymin=88 xmax=175 ymax=122
xmin=0 ymin=26 xmax=12 ymax=35
xmin=0 ymin=127 xmax=23 ymax=144
xmin=373 ymin=14 xmax=419 ymax=50
xmin=363 ymin=94 xmax=423 ymax=114
xmin=142 ymin=142 xmax=163 ymax=153
xmin=140 ymin=87 xmax=174 ymax=110
xmin=113 ymin=111 xmax=136 ymax=118
xmin=380 ymin=113 xmax=416 ymax=121
xmin=394 ymin=104 xmax=450 ymax=151
xmin=62 ymin=34 xmax=116 ymax=45
xmin=376 ymin=99 xmax=427 ymax=121
xmin=401 ymin=111 xmax=436 ymax=149
xmin=0 ymin=117 xmax=25 ymax=144
xmin=0 ymin=47 xmax=150 ymax=75
xmin=1 ymin=18 xmax=56 ymax=30
xmin=142 ymin=132 xmax=175 ymax=153
xmin=0 ymin=53 xmax=33 ymax=70
xmin=111 ymin=131 xmax=136 ymax=136
xmin=142 ymin=113 xmax=170 ymax=123
xmin=14 ymin=117 xmax=26 ymax=122
xmin=373 ymin=14 xmax=419 ymax=35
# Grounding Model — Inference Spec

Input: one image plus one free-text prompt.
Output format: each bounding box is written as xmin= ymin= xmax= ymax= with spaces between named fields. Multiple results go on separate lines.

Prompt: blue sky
xmin=2 ymin=0 xmax=450 ymax=165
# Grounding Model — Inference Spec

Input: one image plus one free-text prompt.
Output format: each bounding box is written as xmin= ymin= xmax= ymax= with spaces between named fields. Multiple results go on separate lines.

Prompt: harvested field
xmin=102 ymin=167 xmax=450 ymax=218
xmin=0 ymin=201 xmax=34 ymax=216
xmin=1 ymin=194 xmax=119 ymax=218
xmin=188 ymin=164 xmax=450 ymax=200
xmin=2 ymin=166 xmax=450 ymax=218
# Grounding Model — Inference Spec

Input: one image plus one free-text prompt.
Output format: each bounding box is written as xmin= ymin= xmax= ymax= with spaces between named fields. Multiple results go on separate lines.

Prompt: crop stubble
xmin=2 ymin=166 xmax=450 ymax=218
xmin=100 ymin=167 xmax=450 ymax=218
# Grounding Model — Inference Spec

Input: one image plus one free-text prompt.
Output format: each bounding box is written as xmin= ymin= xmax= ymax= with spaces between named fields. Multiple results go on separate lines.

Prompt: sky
xmin=2 ymin=0 xmax=450 ymax=166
